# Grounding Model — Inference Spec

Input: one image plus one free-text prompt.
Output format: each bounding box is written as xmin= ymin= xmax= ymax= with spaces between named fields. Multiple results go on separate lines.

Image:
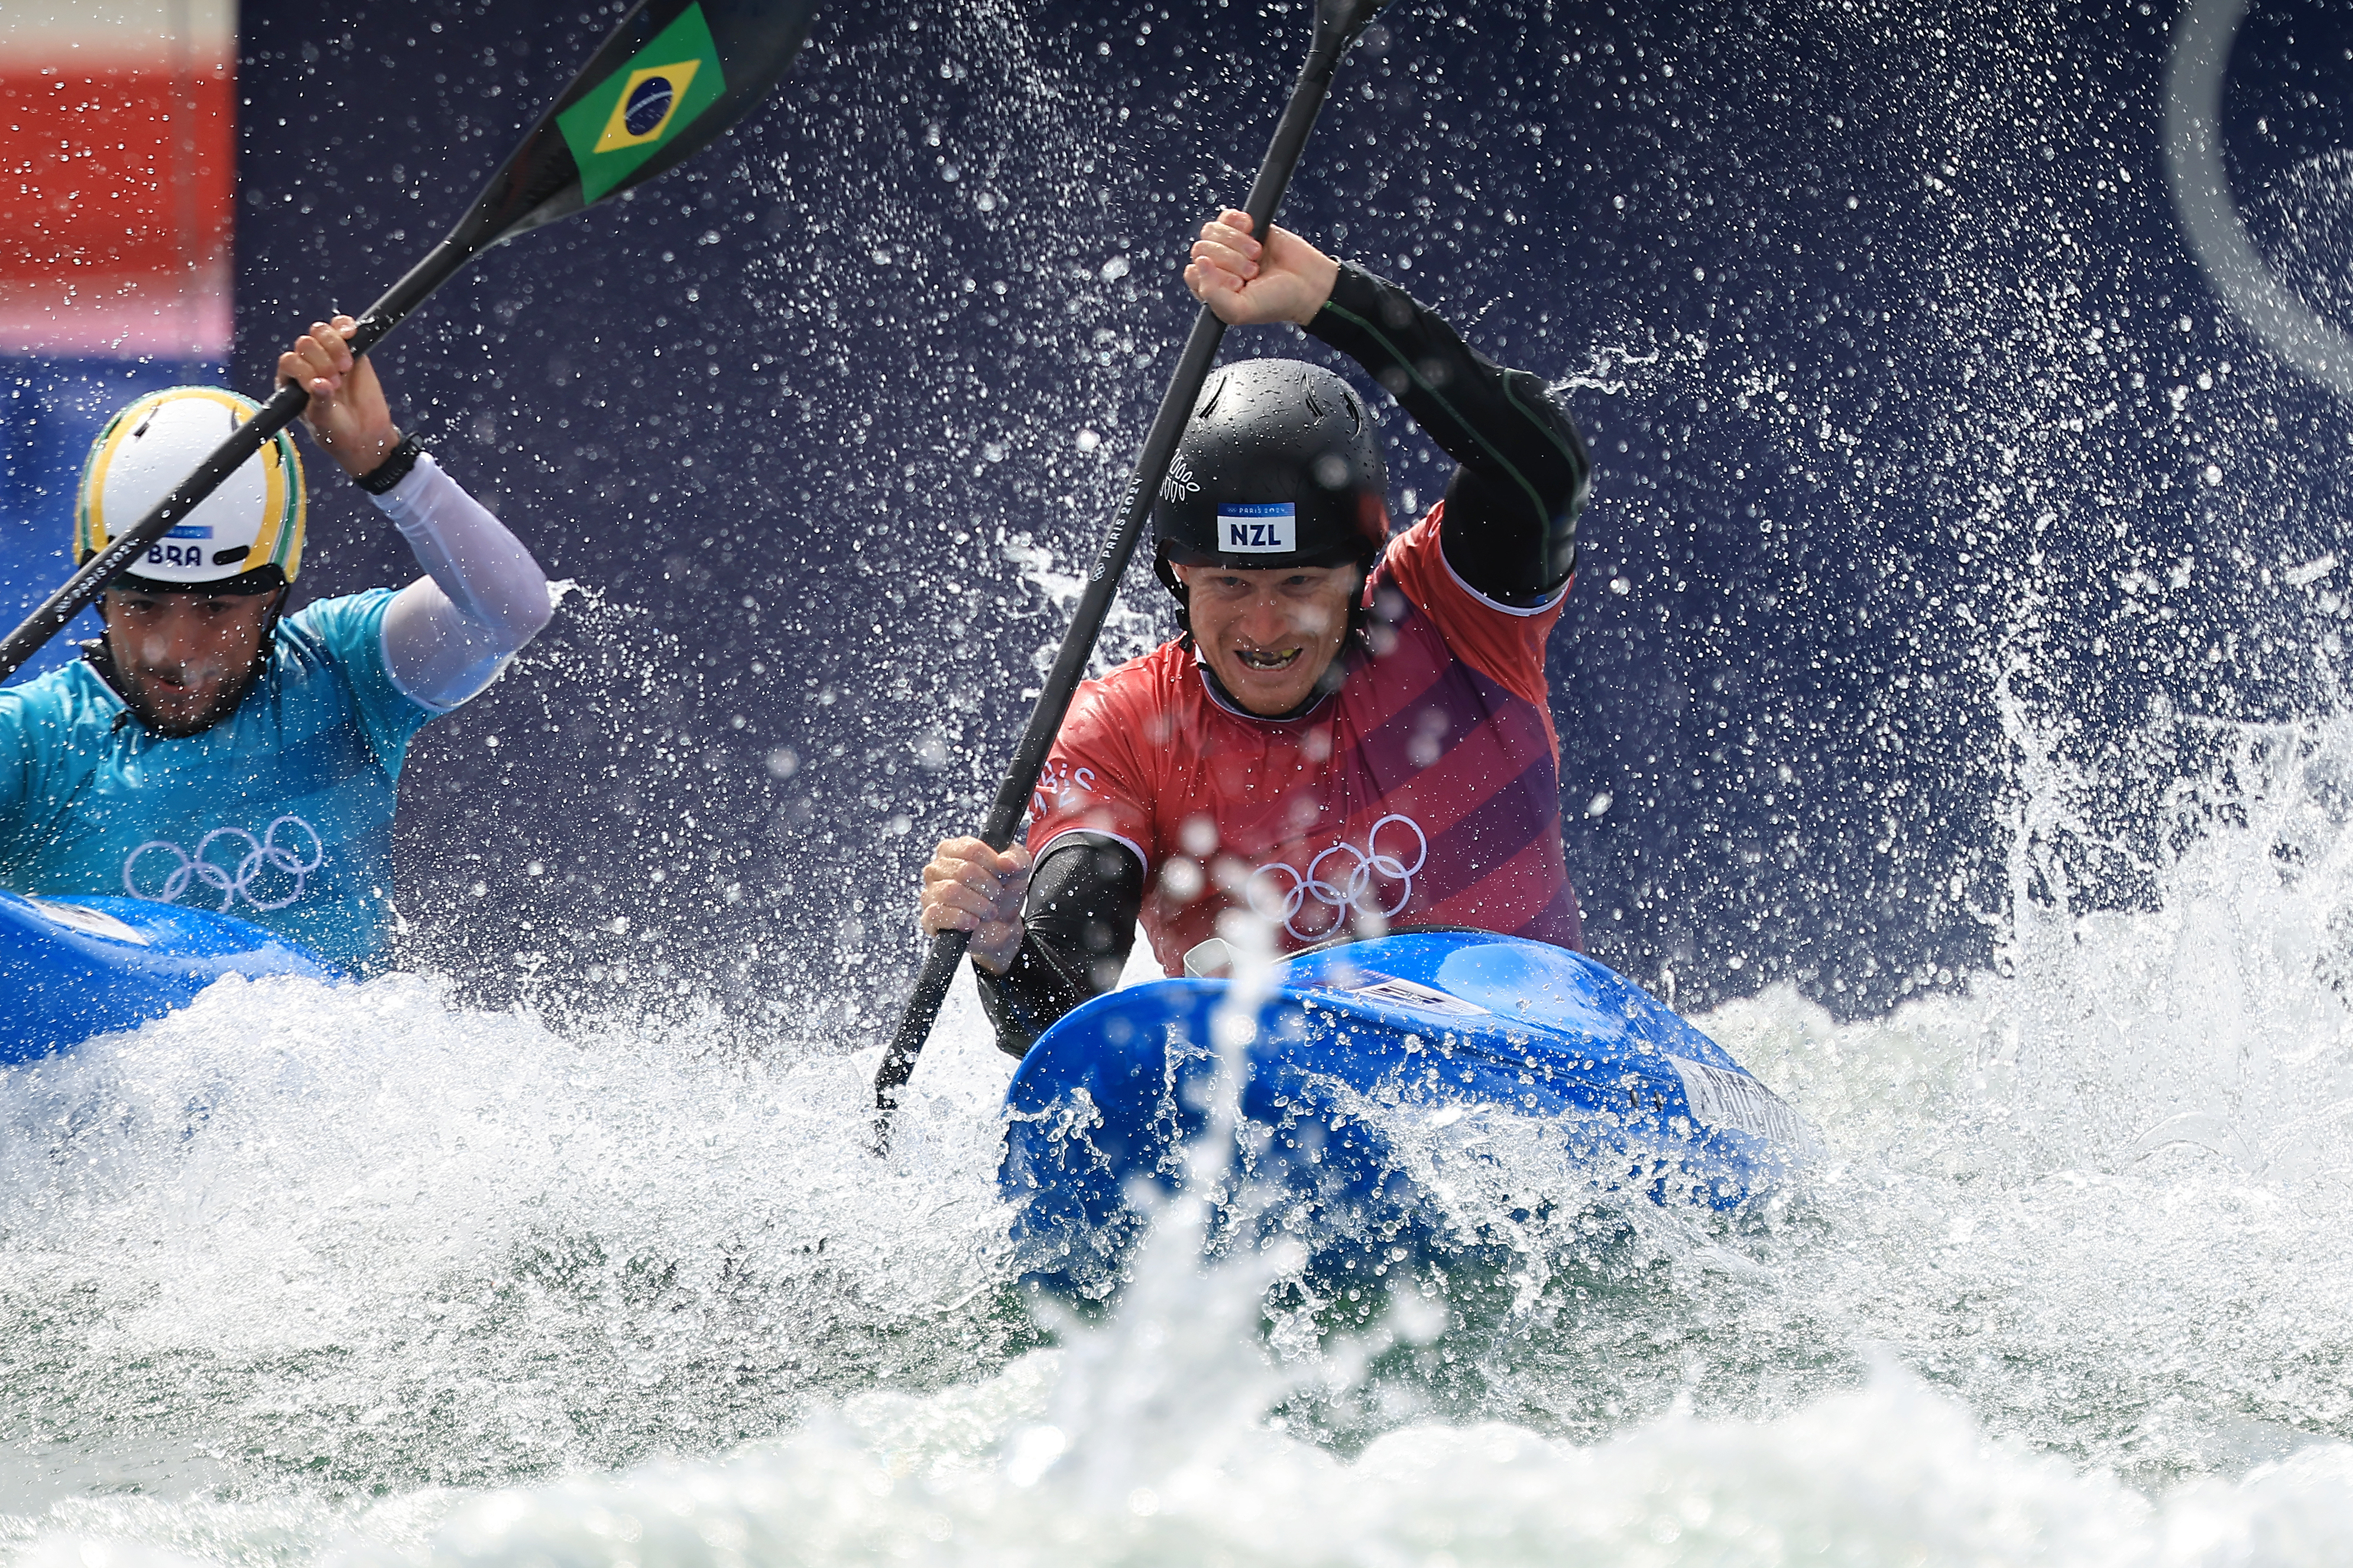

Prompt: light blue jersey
xmin=0 ymin=590 xmax=436 ymax=970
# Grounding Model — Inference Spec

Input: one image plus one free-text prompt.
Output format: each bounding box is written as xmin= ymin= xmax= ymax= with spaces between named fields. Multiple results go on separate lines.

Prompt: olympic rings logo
xmin=1245 ymin=813 xmax=1428 ymax=942
xmin=122 ymin=815 xmax=326 ymax=914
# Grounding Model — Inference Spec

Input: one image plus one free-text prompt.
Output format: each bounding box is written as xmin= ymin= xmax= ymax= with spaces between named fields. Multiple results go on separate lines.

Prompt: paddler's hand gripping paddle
xmin=0 ymin=0 xmax=823 ymax=685
xmin=873 ymin=0 xmax=1397 ymax=1141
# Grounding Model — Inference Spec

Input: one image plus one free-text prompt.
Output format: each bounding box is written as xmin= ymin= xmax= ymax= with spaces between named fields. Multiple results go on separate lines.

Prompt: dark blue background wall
xmin=225 ymin=0 xmax=2353 ymax=1033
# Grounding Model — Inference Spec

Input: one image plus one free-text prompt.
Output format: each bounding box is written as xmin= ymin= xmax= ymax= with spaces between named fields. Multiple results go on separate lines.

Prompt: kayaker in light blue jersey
xmin=0 ymin=318 xmax=555 ymax=971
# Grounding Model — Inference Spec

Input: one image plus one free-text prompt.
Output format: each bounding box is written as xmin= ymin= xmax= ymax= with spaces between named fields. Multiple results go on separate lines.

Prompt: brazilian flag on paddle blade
xmin=556 ymin=4 xmax=728 ymax=203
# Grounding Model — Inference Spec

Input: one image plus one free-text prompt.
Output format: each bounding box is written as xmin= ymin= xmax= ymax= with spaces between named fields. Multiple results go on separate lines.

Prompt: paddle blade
xmin=448 ymin=0 xmax=823 ymax=254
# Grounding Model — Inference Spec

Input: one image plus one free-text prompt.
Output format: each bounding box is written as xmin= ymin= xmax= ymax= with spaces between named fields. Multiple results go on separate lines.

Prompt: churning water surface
xmin=5 ymin=700 xmax=2353 ymax=1565
xmin=18 ymin=0 xmax=2353 ymax=1548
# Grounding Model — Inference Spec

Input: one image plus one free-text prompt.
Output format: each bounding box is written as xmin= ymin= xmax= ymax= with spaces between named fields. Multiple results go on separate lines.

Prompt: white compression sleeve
xmin=373 ymin=452 xmax=556 ymax=710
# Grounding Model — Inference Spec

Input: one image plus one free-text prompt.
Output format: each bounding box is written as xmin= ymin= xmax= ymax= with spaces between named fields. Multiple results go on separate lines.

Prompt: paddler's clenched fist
xmin=277 ymin=316 xmax=403 ymax=479
xmin=1184 ymin=210 xmax=1340 ymax=327
xmin=919 ymin=837 xmax=1034 ymax=975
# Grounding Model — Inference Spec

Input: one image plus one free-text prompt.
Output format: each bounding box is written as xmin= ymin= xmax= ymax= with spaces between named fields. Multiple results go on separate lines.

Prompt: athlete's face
xmin=1174 ymin=561 xmax=1360 ymax=716
xmin=100 ymin=586 xmax=280 ymax=736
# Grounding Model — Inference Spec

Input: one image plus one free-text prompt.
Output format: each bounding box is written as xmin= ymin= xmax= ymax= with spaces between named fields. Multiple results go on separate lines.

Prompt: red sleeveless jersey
xmin=1027 ymin=505 xmax=1582 ymax=975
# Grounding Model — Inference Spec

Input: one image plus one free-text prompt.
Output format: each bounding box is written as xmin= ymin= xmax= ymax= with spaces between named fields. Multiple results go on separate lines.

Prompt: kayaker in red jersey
xmin=921 ymin=209 xmax=1591 ymax=1056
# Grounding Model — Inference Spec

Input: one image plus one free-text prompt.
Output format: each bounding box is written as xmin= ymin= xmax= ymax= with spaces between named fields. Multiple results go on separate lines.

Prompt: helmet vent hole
xmin=210 ymin=546 xmax=252 ymax=567
xmin=1342 ymin=388 xmax=1363 ymax=431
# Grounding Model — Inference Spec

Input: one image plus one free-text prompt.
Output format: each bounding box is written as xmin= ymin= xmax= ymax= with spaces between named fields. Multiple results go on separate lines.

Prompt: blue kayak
xmin=999 ymin=930 xmax=1810 ymax=1298
xmin=0 ymin=889 xmax=336 ymax=1064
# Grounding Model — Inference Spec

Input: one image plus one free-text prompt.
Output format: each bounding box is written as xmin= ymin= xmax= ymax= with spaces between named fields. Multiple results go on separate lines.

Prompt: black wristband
xmin=354 ymin=433 xmax=423 ymax=495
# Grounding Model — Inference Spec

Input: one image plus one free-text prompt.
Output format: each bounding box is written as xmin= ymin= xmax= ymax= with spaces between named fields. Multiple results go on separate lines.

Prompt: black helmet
xmin=1152 ymin=359 xmax=1389 ymax=582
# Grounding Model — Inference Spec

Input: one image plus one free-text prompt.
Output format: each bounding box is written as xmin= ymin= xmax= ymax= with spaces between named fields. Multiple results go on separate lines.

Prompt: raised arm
xmin=370 ymin=457 xmax=554 ymax=709
xmin=279 ymin=317 xmax=553 ymax=708
xmin=1187 ymin=212 xmax=1590 ymax=606
xmin=1310 ymin=266 xmax=1587 ymax=604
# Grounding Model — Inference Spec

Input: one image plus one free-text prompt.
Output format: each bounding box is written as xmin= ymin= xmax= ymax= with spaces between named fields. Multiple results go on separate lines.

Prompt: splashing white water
xmin=8 ymin=701 xmax=2353 ymax=1564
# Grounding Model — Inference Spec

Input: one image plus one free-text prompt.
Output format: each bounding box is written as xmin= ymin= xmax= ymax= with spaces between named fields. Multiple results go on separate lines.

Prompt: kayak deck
xmin=999 ymin=931 xmax=1808 ymax=1298
xmin=0 ymin=889 xmax=336 ymax=1065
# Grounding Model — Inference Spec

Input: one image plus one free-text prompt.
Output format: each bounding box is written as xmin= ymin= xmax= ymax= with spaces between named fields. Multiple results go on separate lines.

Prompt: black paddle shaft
xmin=0 ymin=0 xmax=820 ymax=686
xmin=873 ymin=0 xmax=1395 ymax=1121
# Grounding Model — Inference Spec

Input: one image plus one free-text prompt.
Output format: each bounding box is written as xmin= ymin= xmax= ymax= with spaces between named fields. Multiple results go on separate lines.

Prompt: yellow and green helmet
xmin=76 ymin=387 xmax=306 ymax=590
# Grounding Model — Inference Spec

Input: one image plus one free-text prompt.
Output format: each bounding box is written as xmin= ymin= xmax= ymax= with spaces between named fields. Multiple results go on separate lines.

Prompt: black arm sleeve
xmin=974 ymin=835 xmax=1145 ymax=1059
xmin=1305 ymin=261 xmax=1591 ymax=606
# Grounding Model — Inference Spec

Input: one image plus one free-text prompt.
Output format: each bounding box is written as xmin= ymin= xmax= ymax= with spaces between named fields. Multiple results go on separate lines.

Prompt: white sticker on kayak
xmin=27 ymin=897 xmax=152 ymax=947
xmin=1668 ymin=1056 xmax=1804 ymax=1145
xmin=1342 ymin=972 xmax=1489 ymax=1017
